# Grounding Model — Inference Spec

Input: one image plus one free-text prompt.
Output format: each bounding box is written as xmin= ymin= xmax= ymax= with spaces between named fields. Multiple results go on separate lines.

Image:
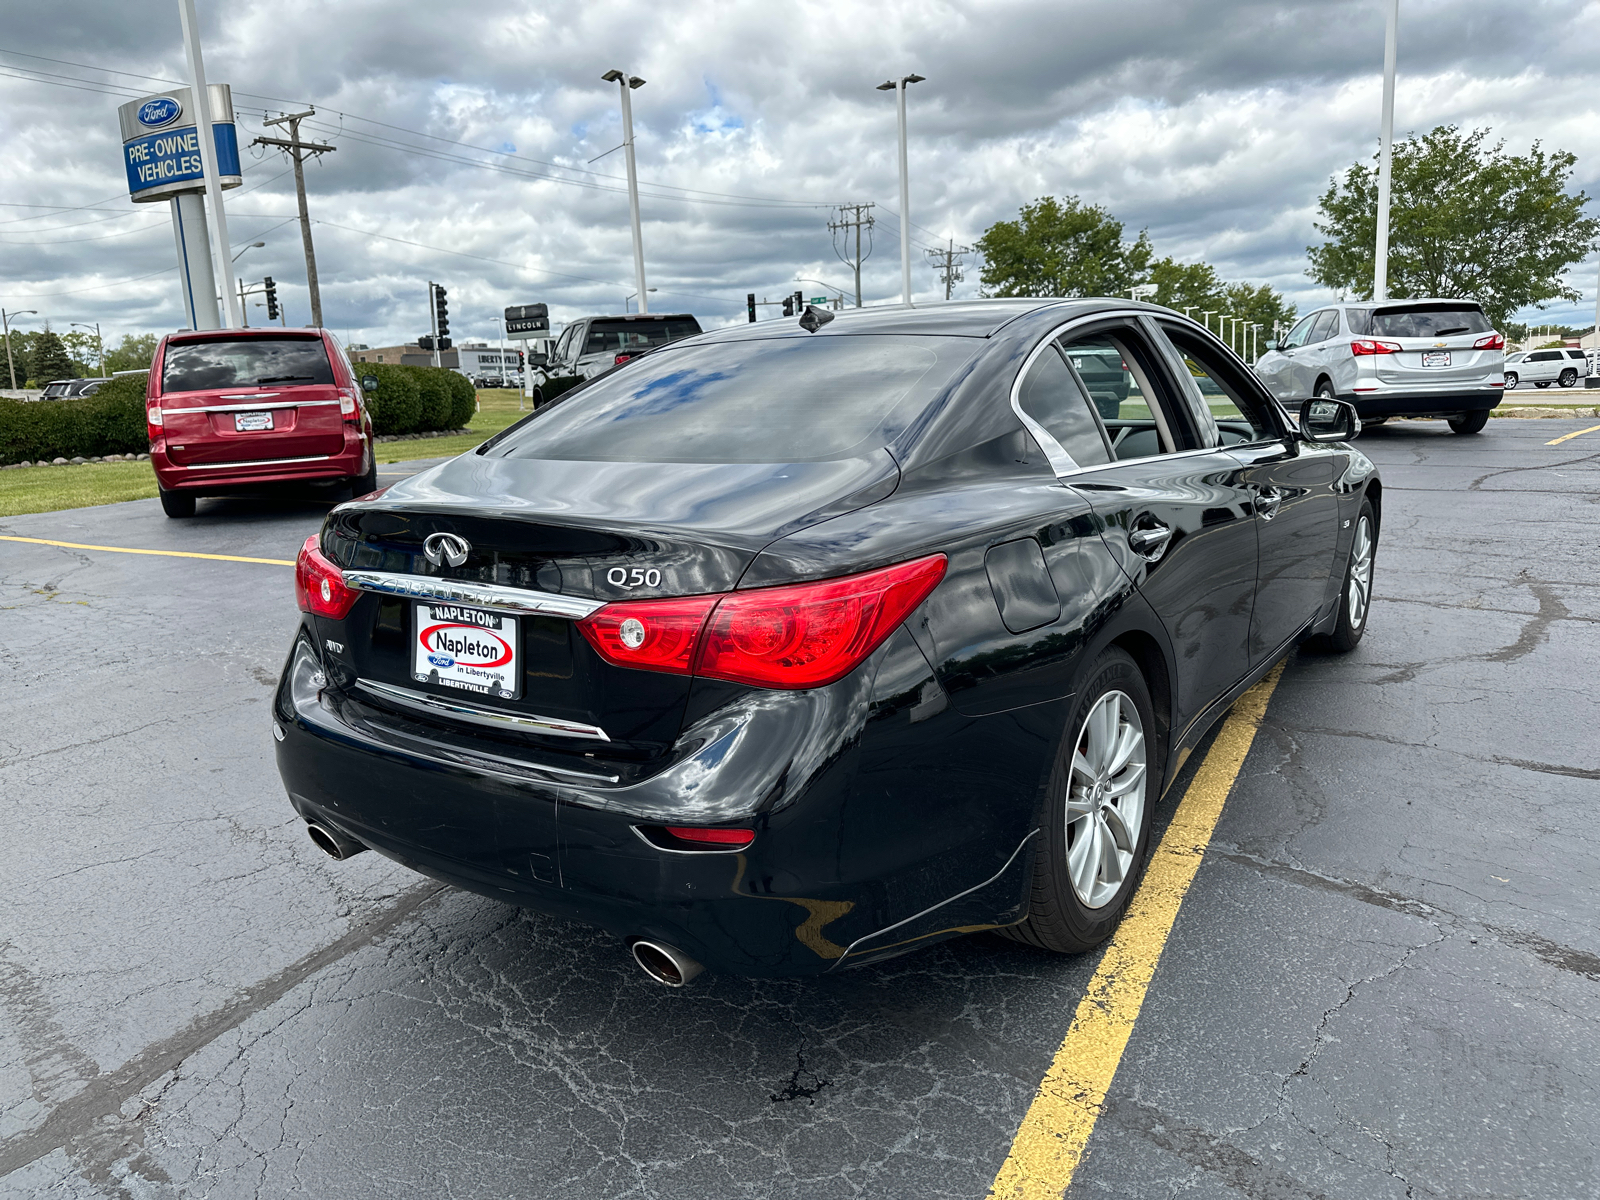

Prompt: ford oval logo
xmin=137 ymin=97 xmax=183 ymax=128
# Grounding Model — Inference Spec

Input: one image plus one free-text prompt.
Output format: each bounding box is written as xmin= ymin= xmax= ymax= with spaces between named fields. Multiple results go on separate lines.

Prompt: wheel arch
xmin=1363 ymin=477 xmax=1383 ymax=538
xmin=1107 ymin=628 xmax=1171 ymax=787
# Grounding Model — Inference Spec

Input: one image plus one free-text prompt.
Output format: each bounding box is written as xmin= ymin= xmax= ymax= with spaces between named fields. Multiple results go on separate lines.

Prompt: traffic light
xmin=433 ymin=284 xmax=449 ymax=338
xmin=793 ymin=290 xmax=805 ymax=315
xmin=782 ymin=295 xmax=795 ymax=317
xmin=747 ymin=293 xmax=757 ymax=323
xmin=418 ymin=335 xmax=436 ymax=351
xmin=263 ymin=277 xmax=279 ymax=321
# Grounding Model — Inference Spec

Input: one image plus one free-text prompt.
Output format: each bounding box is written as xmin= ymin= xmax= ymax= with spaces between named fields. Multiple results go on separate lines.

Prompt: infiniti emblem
xmin=422 ymin=532 xmax=471 ymax=568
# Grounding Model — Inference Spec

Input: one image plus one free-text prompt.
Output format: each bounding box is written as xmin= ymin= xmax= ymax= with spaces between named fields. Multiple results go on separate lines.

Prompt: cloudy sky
xmin=3 ymin=0 xmax=1598 ymax=351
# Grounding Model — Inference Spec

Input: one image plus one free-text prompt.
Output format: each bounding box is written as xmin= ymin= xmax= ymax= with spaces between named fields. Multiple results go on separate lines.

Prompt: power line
xmin=828 ymin=203 xmax=875 ymax=308
xmin=923 ymin=238 xmax=974 ymax=300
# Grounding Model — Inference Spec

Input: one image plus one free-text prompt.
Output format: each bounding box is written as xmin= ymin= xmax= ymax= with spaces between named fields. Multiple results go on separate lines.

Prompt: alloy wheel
xmin=1065 ymin=689 xmax=1147 ymax=910
xmin=1347 ymin=515 xmax=1373 ymax=630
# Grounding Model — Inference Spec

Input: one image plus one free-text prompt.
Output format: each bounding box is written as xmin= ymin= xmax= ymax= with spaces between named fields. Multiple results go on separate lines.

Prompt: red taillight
xmin=576 ymin=594 xmax=720 ymax=674
xmin=663 ymin=826 xmax=755 ymax=848
xmin=147 ymin=402 xmax=163 ymax=428
xmin=1473 ymin=333 xmax=1505 ymax=350
xmin=577 ymin=554 xmax=947 ymax=690
xmin=338 ymin=387 xmax=359 ymax=421
xmin=1351 ymin=339 xmax=1402 ymax=356
xmin=294 ymin=535 xmax=360 ymax=619
xmin=614 ymin=353 xmax=633 ymax=365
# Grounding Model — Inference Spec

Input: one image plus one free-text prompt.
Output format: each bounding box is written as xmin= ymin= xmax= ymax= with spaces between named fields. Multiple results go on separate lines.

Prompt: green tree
xmin=104 ymin=333 xmax=159 ymax=374
xmin=977 ymin=195 xmax=1154 ymax=298
xmin=30 ymin=329 xmax=76 ymax=384
xmin=60 ymin=330 xmax=101 ymax=376
xmin=1222 ymin=282 xmax=1297 ymax=350
xmin=1145 ymin=256 xmax=1227 ymax=313
xmin=2 ymin=330 xmax=31 ymax=389
xmin=1307 ymin=125 xmax=1600 ymax=328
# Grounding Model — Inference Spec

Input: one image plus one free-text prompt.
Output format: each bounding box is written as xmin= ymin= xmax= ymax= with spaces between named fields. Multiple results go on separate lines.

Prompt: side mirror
xmin=360 ymin=374 xmax=379 ymax=391
xmin=1273 ymin=340 xmax=1288 ymax=353
xmin=528 ymin=352 xmax=549 ymax=367
xmin=1298 ymin=397 xmax=1360 ymax=443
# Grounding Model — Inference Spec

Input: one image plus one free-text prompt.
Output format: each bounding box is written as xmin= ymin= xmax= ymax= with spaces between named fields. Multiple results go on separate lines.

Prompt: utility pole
xmin=254 ymin=109 xmax=335 ymax=327
xmin=829 ymin=203 xmax=876 ymax=307
xmin=1373 ymin=0 xmax=1400 ymax=301
xmin=923 ymin=237 xmax=972 ymax=301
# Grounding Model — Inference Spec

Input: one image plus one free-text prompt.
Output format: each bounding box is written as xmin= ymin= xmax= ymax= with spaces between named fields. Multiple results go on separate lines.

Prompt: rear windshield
xmin=491 ymin=335 xmax=974 ymax=463
xmin=1349 ymin=306 xmax=1491 ymax=338
xmin=583 ymin=318 xmax=701 ymax=356
xmin=161 ymin=337 xmax=334 ymax=392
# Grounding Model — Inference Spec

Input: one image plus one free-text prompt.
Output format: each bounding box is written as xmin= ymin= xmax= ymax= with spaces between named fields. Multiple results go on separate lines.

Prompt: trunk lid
xmin=320 ymin=451 xmax=899 ymax=762
xmin=161 ymin=381 xmax=347 ymax=465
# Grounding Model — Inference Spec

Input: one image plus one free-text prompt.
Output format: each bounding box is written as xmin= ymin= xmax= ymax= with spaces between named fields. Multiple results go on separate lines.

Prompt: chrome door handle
xmin=1129 ymin=522 xmax=1173 ymax=561
xmin=1255 ymin=487 xmax=1283 ymax=519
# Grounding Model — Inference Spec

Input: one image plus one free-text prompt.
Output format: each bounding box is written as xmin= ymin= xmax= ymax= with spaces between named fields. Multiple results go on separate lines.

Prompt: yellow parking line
xmin=1545 ymin=423 xmax=1600 ymax=446
xmin=0 ymin=534 xmax=294 ymax=566
xmin=987 ymin=662 xmax=1284 ymax=1200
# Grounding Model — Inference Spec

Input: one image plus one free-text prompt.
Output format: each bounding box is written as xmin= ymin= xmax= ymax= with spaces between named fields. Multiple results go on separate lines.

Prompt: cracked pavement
xmin=2 ymin=423 xmax=1597 ymax=1198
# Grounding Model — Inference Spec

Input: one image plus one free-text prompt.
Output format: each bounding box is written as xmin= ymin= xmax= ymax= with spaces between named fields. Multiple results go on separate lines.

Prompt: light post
xmin=1182 ymin=306 xmax=1198 ymax=320
xmin=71 ymin=322 xmax=107 ymax=378
xmin=231 ymin=242 xmax=266 ymax=329
xmin=1131 ymin=284 xmax=1158 ymax=303
xmin=177 ymin=0 xmax=239 ymax=328
xmin=232 ymin=240 xmax=265 ymax=263
xmin=795 ymin=278 xmax=849 ymax=310
xmin=1374 ymin=0 xmax=1400 ymax=300
xmin=3 ymin=309 xmax=38 ymax=390
xmin=877 ymin=73 xmax=925 ymax=307
xmin=624 ymin=288 xmax=657 ymax=312
xmin=602 ymin=70 xmax=649 ymax=314
xmin=1202 ymin=310 xmax=1217 ymax=334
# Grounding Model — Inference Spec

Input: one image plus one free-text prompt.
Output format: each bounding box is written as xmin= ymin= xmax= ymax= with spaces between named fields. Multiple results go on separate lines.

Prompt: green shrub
xmin=444 ymin=371 xmax=476 ymax=428
xmin=405 ymin=365 xmax=453 ymax=432
xmin=356 ymin=363 xmax=421 ymax=435
xmin=0 ymin=372 xmax=149 ymax=463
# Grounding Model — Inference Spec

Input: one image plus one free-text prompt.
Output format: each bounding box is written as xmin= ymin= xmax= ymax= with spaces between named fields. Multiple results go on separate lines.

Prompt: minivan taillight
xmin=295 ymin=536 xmax=360 ymax=619
xmin=1351 ymin=339 xmax=1402 ymax=356
xmin=338 ymin=388 xmax=359 ymax=422
xmin=146 ymin=401 xmax=163 ymax=428
xmin=575 ymin=555 xmax=948 ymax=689
xmin=1473 ymin=333 xmax=1505 ymax=350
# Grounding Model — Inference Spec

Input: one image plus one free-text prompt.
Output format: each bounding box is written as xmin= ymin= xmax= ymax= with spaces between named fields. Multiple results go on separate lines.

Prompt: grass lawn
xmin=372 ymin=389 xmax=531 ymax=463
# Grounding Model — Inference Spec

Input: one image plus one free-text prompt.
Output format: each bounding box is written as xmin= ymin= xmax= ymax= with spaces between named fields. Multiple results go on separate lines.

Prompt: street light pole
xmin=877 ymin=73 xmax=925 ymax=306
xmin=71 ymin=322 xmax=106 ymax=377
xmin=1202 ymin=310 xmax=1217 ymax=334
xmin=177 ymin=0 xmax=239 ymax=328
xmin=603 ymin=70 xmax=649 ymax=314
xmin=2 ymin=308 xmax=38 ymax=390
xmin=1373 ymin=0 xmax=1400 ymax=301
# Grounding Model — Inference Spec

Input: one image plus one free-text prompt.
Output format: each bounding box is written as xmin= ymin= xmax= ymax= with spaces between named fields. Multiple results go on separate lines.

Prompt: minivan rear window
xmin=491 ymin=335 xmax=975 ymax=463
xmin=1349 ymin=306 xmax=1491 ymax=338
xmin=583 ymin=318 xmax=702 ymax=356
xmin=161 ymin=337 xmax=334 ymax=392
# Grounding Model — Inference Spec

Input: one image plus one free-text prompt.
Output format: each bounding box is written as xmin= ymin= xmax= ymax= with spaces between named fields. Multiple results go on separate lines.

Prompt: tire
xmin=1312 ymin=500 xmax=1376 ymax=654
xmin=1448 ymin=410 xmax=1489 ymax=435
xmin=1559 ymin=369 xmax=1578 ymax=387
xmin=1001 ymin=648 xmax=1157 ymax=954
xmin=1314 ymin=379 xmax=1336 ymax=400
xmin=1504 ymin=372 xmax=1518 ymax=390
xmin=1535 ymin=381 xmax=1551 ymax=389
xmin=158 ymin=487 xmax=195 ymax=518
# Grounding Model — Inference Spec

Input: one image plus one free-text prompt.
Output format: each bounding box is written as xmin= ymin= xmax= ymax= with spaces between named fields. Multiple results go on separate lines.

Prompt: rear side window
xmin=583 ymin=319 xmax=701 ymax=355
xmin=493 ymin=335 xmax=974 ymax=463
xmin=1368 ymin=306 xmax=1490 ymax=338
xmin=162 ymin=337 xmax=334 ymax=392
xmin=1308 ymin=310 xmax=1340 ymax=343
xmin=1016 ymin=347 xmax=1111 ymax=468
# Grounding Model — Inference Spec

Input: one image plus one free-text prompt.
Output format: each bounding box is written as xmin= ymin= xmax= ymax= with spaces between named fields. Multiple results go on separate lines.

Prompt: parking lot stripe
xmin=986 ymin=663 xmax=1284 ymax=1200
xmin=1545 ymin=423 xmax=1600 ymax=446
xmin=0 ymin=534 xmax=294 ymax=566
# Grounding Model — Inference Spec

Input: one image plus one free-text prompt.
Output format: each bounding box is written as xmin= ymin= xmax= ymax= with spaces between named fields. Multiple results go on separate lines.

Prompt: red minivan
xmin=147 ymin=328 xmax=376 ymax=517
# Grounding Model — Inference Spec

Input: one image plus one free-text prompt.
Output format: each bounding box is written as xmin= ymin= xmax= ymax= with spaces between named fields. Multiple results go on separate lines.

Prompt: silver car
xmin=1254 ymin=299 xmax=1504 ymax=434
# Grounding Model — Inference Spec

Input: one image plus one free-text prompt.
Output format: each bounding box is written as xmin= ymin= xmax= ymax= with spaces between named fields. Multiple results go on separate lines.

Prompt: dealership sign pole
xmin=177 ymin=0 xmax=240 ymax=327
xmin=1372 ymin=0 xmax=1399 ymax=302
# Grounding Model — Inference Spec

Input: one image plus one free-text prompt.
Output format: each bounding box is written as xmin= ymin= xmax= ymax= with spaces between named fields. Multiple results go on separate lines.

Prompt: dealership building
xmin=350 ymin=342 xmax=522 ymax=377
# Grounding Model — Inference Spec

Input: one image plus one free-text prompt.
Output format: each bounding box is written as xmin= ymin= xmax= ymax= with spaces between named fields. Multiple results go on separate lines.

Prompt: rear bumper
xmin=272 ymin=625 xmax=1044 ymax=977
xmin=152 ymin=430 xmax=366 ymax=492
xmin=1344 ymin=388 xmax=1503 ymax=419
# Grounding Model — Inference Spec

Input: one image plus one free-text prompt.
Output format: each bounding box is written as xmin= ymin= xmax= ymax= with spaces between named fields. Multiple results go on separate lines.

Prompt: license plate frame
xmin=1421 ymin=350 xmax=1452 ymax=368
xmin=412 ymin=602 xmax=520 ymax=699
xmin=234 ymin=410 xmax=275 ymax=431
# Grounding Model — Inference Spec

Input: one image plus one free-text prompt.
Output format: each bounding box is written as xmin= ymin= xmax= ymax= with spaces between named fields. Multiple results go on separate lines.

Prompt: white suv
xmin=1503 ymin=348 xmax=1587 ymax=390
xmin=1253 ymin=299 xmax=1505 ymax=434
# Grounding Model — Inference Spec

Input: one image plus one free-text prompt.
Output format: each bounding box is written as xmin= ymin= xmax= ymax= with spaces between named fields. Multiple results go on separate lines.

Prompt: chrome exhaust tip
xmin=630 ymin=939 xmax=704 ymax=988
xmin=305 ymin=821 xmax=368 ymax=861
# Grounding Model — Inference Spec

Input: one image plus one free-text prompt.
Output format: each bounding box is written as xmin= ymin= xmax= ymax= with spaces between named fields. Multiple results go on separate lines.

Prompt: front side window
xmin=1282 ymin=313 xmax=1318 ymax=349
xmin=161 ymin=337 xmax=333 ymax=392
xmin=1161 ymin=326 xmax=1277 ymax=443
xmin=1015 ymin=346 xmax=1111 ymax=469
xmin=491 ymin=335 xmax=975 ymax=464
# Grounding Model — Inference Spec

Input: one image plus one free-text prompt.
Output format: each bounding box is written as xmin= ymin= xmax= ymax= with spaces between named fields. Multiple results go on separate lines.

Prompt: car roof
xmin=1334 ymin=298 xmax=1484 ymax=309
xmin=689 ymin=298 xmax=1115 ymax=343
xmin=165 ymin=328 xmax=327 ymax=342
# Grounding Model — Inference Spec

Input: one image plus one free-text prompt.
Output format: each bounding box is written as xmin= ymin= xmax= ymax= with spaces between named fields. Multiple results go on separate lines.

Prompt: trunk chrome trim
xmin=353 ymin=678 xmax=611 ymax=742
xmin=177 ymin=454 xmax=335 ymax=470
xmin=342 ymin=571 xmax=605 ymax=619
xmin=170 ymin=399 xmax=337 ymax=413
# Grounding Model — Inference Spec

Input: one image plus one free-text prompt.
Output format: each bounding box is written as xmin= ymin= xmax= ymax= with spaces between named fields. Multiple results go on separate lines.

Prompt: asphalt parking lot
xmin=2 ymin=419 xmax=1597 ymax=1199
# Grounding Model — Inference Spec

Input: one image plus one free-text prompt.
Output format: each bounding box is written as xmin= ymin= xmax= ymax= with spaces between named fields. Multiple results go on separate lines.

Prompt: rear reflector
xmin=295 ymin=535 xmax=360 ymax=619
xmin=1473 ymin=333 xmax=1506 ymax=350
xmin=663 ymin=826 xmax=755 ymax=848
xmin=1351 ymin=339 xmax=1402 ymax=356
xmin=575 ymin=554 xmax=948 ymax=690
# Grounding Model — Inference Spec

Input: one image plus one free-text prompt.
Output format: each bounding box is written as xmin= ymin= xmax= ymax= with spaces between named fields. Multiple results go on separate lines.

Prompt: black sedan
xmin=274 ymin=299 xmax=1378 ymax=984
